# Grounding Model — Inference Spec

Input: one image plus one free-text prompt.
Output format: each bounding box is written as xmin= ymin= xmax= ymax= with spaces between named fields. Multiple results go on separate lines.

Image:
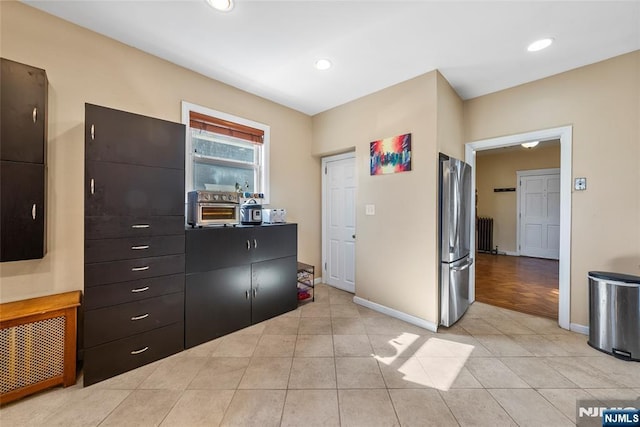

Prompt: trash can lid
xmin=588 ymin=271 xmax=640 ymax=284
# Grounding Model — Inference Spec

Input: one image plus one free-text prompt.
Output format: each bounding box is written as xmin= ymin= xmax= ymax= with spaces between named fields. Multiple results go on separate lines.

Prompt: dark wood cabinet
xmin=185 ymin=224 xmax=297 ymax=348
xmin=0 ymin=161 xmax=45 ymax=262
xmin=83 ymin=104 xmax=185 ymax=386
xmin=85 ymin=103 xmax=184 ymax=169
xmin=1 ymin=59 xmax=47 ymax=164
xmin=0 ymin=58 xmax=47 ymax=262
xmin=185 ymin=265 xmax=252 ymax=348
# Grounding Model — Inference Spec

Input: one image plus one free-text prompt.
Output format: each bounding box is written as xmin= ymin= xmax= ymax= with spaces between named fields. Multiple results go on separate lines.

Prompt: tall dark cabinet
xmin=0 ymin=58 xmax=47 ymax=262
xmin=185 ymin=224 xmax=298 ymax=348
xmin=83 ymin=104 xmax=185 ymax=386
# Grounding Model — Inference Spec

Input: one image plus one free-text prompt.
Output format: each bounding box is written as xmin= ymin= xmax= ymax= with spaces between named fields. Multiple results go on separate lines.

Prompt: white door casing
xmin=322 ymin=153 xmax=356 ymax=293
xmin=465 ymin=126 xmax=572 ymax=331
xmin=517 ymin=169 xmax=560 ymax=260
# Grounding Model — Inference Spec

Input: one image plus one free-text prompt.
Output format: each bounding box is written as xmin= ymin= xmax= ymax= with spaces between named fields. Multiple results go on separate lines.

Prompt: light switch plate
xmin=365 ymin=204 xmax=375 ymax=215
xmin=575 ymin=177 xmax=587 ymax=191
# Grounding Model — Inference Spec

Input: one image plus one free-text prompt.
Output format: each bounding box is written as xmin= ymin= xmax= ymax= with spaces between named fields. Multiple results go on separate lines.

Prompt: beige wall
xmin=313 ymin=71 xmax=463 ymax=326
xmin=476 ymin=144 xmax=561 ymax=253
xmin=465 ymin=51 xmax=640 ymax=326
xmin=0 ymin=2 xmax=320 ymax=303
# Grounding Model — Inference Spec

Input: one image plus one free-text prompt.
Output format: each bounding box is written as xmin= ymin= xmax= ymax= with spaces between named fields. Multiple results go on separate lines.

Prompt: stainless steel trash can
xmin=588 ymin=271 xmax=640 ymax=361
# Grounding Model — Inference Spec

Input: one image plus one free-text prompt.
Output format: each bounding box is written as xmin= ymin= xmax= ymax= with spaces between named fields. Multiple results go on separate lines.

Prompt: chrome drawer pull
xmin=131 ymin=286 xmax=149 ymax=293
xmin=130 ymin=346 xmax=149 ymax=355
xmin=253 ymin=239 xmax=258 ymax=249
xmin=131 ymin=313 xmax=149 ymax=321
xmin=131 ymin=224 xmax=150 ymax=229
xmin=253 ymin=288 xmax=257 ymax=297
xmin=246 ymin=240 xmax=251 ymax=250
xmin=90 ymin=124 xmax=95 ymax=140
xmin=32 ymin=204 xmax=37 ymax=220
xmin=245 ymin=290 xmax=249 ymax=299
xmin=33 ymin=107 xmax=37 ymax=123
xmin=131 ymin=266 xmax=149 ymax=272
xmin=131 ymin=245 xmax=150 ymax=250
xmin=90 ymin=179 xmax=95 ymax=195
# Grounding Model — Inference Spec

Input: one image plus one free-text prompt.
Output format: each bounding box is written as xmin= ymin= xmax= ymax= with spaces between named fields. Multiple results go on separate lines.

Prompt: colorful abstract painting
xmin=369 ymin=133 xmax=412 ymax=175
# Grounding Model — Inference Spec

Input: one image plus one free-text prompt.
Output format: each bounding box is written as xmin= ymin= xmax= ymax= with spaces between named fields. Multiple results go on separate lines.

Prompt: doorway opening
xmin=465 ymin=126 xmax=572 ymax=330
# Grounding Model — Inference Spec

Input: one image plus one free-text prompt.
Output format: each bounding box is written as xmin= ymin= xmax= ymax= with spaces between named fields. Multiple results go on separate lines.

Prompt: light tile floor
xmin=2 ymin=284 xmax=639 ymax=426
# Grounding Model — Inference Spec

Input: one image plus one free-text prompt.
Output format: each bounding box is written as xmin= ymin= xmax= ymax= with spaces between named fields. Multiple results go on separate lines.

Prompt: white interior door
xmin=518 ymin=169 xmax=560 ymax=259
xmin=322 ymin=153 xmax=356 ymax=293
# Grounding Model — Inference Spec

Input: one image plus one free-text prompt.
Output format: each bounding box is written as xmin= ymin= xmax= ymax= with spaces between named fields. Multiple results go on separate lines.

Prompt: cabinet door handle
xmin=253 ymin=239 xmax=258 ymax=249
xmin=32 ymin=107 xmax=37 ymax=123
xmin=253 ymin=288 xmax=257 ymax=298
xmin=245 ymin=290 xmax=250 ymax=299
xmin=90 ymin=124 xmax=95 ymax=140
xmin=130 ymin=346 xmax=149 ymax=355
xmin=90 ymin=179 xmax=95 ymax=195
xmin=131 ymin=313 xmax=149 ymax=321
xmin=31 ymin=204 xmax=36 ymax=220
xmin=131 ymin=245 xmax=150 ymax=250
xmin=131 ymin=286 xmax=149 ymax=293
xmin=246 ymin=240 xmax=251 ymax=250
xmin=131 ymin=224 xmax=150 ymax=229
xmin=131 ymin=266 xmax=149 ymax=272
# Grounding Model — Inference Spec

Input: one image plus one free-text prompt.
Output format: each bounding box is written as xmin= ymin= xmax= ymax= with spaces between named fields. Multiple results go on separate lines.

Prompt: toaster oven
xmin=187 ymin=190 xmax=240 ymax=227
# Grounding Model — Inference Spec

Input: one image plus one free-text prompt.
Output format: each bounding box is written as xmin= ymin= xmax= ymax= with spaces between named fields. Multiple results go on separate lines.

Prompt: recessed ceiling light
xmin=521 ymin=141 xmax=540 ymax=149
xmin=315 ymin=59 xmax=332 ymax=71
xmin=527 ymin=38 xmax=553 ymax=52
xmin=206 ymin=0 xmax=234 ymax=12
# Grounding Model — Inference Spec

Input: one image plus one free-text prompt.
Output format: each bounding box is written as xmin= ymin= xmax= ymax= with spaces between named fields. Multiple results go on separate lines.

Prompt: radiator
xmin=477 ymin=217 xmax=494 ymax=253
xmin=0 ymin=291 xmax=81 ymax=405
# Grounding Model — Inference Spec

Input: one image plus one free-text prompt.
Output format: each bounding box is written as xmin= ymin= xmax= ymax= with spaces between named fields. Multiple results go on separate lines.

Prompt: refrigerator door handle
xmin=451 ymin=258 xmax=474 ymax=272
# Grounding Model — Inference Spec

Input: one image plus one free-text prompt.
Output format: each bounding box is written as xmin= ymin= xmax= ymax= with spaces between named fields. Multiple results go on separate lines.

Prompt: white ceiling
xmin=24 ymin=1 xmax=640 ymax=116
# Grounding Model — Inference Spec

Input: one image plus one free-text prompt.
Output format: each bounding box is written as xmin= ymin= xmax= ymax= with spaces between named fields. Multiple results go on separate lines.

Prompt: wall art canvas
xmin=370 ymin=133 xmax=412 ymax=175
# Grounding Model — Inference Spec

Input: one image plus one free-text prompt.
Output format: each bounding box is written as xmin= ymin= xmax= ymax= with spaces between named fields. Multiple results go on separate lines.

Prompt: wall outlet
xmin=575 ymin=177 xmax=587 ymax=191
xmin=365 ymin=204 xmax=375 ymax=215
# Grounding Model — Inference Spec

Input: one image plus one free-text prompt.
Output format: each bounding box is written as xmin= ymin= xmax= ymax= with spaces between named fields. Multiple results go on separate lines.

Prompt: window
xmin=182 ymin=102 xmax=270 ymax=201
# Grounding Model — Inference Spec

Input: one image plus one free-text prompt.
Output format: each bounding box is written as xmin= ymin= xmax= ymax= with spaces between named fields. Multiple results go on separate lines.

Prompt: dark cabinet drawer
xmin=85 ymin=234 xmax=185 ymax=263
xmin=83 ymin=322 xmax=184 ymax=386
xmin=85 ymin=103 xmax=185 ymax=170
xmin=0 ymin=161 xmax=45 ymax=262
xmin=85 ymin=254 xmax=185 ymax=287
xmin=1 ymin=59 xmax=47 ymax=164
xmin=84 ymin=273 xmax=185 ymax=310
xmin=185 ymin=266 xmax=252 ymax=348
xmin=84 ymin=292 xmax=184 ymax=347
xmin=85 ymin=215 xmax=184 ymax=240
xmin=86 ymin=161 xmax=184 ymax=217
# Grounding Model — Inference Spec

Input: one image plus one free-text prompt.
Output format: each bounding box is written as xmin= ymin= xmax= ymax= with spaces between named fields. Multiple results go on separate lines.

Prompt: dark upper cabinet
xmin=1 ymin=59 xmax=47 ymax=164
xmin=85 ymin=103 xmax=185 ymax=170
xmin=0 ymin=161 xmax=45 ymax=262
xmin=251 ymin=225 xmax=297 ymax=263
xmin=85 ymin=160 xmax=184 ymax=217
xmin=0 ymin=58 xmax=47 ymax=263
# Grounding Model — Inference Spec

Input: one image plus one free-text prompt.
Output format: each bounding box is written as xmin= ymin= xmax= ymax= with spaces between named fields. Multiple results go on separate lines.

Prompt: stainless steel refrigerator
xmin=439 ymin=154 xmax=473 ymax=327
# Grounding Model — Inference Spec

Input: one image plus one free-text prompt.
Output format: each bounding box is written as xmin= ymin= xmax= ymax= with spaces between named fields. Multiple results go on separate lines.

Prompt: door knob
xmin=352 ymin=234 xmax=356 ymax=239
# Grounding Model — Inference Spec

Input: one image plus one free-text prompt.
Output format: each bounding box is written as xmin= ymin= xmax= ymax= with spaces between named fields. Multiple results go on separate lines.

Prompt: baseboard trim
xmin=505 ymin=251 xmax=518 ymax=256
xmin=313 ymin=277 xmax=322 ymax=285
xmin=570 ymin=323 xmax=589 ymax=335
xmin=353 ymin=296 xmax=438 ymax=333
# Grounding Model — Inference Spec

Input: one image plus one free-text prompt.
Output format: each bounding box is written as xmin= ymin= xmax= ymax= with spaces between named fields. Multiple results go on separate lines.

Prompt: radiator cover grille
xmin=1 ymin=316 xmax=66 ymax=394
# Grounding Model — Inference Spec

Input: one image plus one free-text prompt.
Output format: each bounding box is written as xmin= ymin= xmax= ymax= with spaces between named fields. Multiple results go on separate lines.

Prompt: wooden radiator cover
xmin=1 ymin=291 xmax=81 ymax=405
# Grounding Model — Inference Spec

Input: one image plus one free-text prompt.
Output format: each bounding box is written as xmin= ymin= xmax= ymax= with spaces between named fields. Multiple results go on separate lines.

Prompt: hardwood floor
xmin=475 ymin=252 xmax=559 ymax=319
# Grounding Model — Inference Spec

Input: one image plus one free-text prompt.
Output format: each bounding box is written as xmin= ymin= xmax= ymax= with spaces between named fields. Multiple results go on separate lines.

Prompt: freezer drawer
xmin=440 ymin=256 xmax=473 ymax=327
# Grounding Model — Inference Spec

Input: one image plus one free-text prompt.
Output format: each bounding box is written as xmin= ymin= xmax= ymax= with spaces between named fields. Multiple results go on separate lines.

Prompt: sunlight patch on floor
xmin=374 ymin=334 xmax=474 ymax=390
